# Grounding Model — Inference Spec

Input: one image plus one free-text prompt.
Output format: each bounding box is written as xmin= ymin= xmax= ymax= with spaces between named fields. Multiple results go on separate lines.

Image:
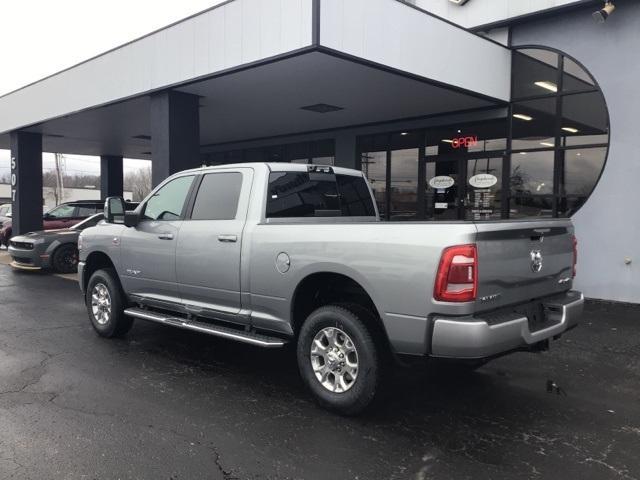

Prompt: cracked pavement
xmin=0 ymin=265 xmax=639 ymax=479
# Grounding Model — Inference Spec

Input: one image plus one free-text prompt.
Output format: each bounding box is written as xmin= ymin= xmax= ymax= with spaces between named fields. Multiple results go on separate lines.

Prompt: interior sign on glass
xmin=451 ymin=135 xmax=478 ymax=149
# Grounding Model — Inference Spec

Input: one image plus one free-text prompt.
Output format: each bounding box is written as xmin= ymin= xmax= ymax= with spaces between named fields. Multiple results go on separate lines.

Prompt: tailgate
xmin=474 ymin=219 xmax=575 ymax=311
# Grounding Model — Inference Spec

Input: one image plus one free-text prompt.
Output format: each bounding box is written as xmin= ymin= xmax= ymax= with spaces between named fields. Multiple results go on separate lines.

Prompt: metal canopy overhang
xmin=0 ymin=0 xmax=512 ymax=159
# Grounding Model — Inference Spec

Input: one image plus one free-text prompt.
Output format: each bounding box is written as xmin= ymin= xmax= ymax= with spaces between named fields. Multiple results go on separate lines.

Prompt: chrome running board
xmin=124 ymin=307 xmax=287 ymax=348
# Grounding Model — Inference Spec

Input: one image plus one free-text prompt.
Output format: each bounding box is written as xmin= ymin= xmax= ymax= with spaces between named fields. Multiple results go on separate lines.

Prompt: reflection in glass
xmin=512 ymin=49 xmax=559 ymax=99
xmin=561 ymin=92 xmax=608 ymax=146
xmin=510 ymin=151 xmax=555 ymax=195
xmin=562 ymin=57 xmax=595 ymax=92
xmin=510 ymin=196 xmax=554 ymax=218
xmin=511 ymin=98 xmax=556 ymax=150
xmin=361 ymin=151 xmax=387 ymax=217
xmin=559 ymin=147 xmax=606 ymax=196
xmin=557 ymin=196 xmax=588 ymax=217
xmin=390 ymin=149 xmax=419 ymax=220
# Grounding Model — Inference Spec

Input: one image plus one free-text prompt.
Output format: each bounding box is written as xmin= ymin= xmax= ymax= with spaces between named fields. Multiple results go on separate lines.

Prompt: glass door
xmin=422 ymin=155 xmax=505 ymax=220
xmin=424 ymin=157 xmax=463 ymax=220
xmin=464 ymin=157 xmax=504 ymax=221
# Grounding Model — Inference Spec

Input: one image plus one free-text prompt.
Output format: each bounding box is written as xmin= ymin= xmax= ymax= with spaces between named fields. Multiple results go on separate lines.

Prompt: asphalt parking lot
xmin=0 ymin=261 xmax=639 ymax=479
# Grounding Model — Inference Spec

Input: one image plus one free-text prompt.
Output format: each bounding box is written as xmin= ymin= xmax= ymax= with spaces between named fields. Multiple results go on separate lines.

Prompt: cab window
xmin=191 ymin=173 xmax=243 ymax=221
xmin=143 ymin=175 xmax=195 ymax=221
xmin=46 ymin=204 xmax=76 ymax=218
xmin=76 ymin=205 xmax=99 ymax=217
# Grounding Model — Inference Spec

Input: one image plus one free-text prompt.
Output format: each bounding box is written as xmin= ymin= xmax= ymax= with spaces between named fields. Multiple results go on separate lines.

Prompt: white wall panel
xmin=414 ymin=0 xmax=585 ymax=29
xmin=320 ymin=0 xmax=511 ymax=101
xmin=0 ymin=0 xmax=313 ymax=134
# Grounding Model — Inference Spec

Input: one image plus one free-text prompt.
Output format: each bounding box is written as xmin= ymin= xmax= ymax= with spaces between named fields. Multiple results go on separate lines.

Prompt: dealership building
xmin=0 ymin=0 xmax=636 ymax=302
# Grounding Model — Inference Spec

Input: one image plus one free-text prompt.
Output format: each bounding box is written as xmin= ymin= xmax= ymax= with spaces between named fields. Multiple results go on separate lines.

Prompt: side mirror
xmin=124 ymin=211 xmax=140 ymax=228
xmin=104 ymin=197 xmax=125 ymax=224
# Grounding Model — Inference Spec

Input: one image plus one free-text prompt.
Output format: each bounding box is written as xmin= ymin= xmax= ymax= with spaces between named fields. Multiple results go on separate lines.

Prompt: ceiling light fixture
xmin=562 ymin=127 xmax=579 ymax=133
xmin=441 ymin=139 xmax=453 ymax=144
xmin=593 ymin=1 xmax=615 ymax=23
xmin=400 ymin=132 xmax=409 ymax=136
xmin=513 ymin=114 xmax=533 ymax=121
xmin=540 ymin=142 xmax=555 ymax=147
xmin=534 ymin=81 xmax=558 ymax=93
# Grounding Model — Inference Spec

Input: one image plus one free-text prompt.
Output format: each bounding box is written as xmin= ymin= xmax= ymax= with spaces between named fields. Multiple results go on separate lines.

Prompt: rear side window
xmin=191 ymin=172 xmax=243 ymax=220
xmin=336 ymin=175 xmax=376 ymax=216
xmin=266 ymin=172 xmax=375 ymax=218
xmin=76 ymin=205 xmax=99 ymax=216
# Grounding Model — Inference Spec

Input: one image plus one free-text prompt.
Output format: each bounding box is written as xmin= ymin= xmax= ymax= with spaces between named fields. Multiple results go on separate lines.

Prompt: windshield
xmin=71 ymin=213 xmax=104 ymax=231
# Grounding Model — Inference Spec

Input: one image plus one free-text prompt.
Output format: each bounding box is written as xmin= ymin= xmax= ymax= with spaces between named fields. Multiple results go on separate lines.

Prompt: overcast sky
xmin=0 ymin=0 xmax=224 ymax=178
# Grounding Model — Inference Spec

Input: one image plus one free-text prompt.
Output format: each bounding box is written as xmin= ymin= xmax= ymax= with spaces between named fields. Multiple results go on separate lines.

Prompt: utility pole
xmin=54 ymin=153 xmax=65 ymax=205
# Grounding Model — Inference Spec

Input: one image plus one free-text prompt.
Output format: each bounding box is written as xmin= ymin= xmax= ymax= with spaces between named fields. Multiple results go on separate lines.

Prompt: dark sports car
xmin=8 ymin=213 xmax=105 ymax=274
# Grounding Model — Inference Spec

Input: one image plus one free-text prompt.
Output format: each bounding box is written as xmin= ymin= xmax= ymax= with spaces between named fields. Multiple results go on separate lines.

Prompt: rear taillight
xmin=572 ymin=235 xmax=578 ymax=278
xmin=434 ymin=244 xmax=478 ymax=302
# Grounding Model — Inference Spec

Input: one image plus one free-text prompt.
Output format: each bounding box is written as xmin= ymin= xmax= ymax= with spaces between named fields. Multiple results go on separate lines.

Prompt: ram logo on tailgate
xmin=530 ymin=250 xmax=543 ymax=273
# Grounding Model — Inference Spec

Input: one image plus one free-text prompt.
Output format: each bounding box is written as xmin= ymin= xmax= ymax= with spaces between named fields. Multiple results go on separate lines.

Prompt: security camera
xmin=593 ymin=1 xmax=615 ymax=23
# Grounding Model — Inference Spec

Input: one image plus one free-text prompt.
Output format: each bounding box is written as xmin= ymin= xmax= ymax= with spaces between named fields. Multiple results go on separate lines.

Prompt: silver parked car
xmin=77 ymin=163 xmax=583 ymax=414
xmin=9 ymin=213 xmax=104 ymax=273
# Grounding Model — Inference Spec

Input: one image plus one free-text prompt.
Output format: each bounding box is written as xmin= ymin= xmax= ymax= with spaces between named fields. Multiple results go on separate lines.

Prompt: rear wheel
xmin=297 ymin=305 xmax=383 ymax=415
xmin=85 ymin=268 xmax=133 ymax=337
xmin=51 ymin=244 xmax=79 ymax=273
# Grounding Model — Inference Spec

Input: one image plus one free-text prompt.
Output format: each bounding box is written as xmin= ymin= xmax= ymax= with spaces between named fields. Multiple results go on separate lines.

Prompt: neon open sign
xmin=451 ymin=136 xmax=478 ymax=149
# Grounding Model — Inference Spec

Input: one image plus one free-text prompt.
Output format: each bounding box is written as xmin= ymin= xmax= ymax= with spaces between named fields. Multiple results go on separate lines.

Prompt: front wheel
xmin=51 ymin=244 xmax=79 ymax=273
xmin=85 ymin=268 xmax=133 ymax=338
xmin=297 ymin=305 xmax=383 ymax=415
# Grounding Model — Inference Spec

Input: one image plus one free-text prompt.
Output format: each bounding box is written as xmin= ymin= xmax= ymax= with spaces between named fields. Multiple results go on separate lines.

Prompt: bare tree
xmin=124 ymin=166 xmax=152 ymax=201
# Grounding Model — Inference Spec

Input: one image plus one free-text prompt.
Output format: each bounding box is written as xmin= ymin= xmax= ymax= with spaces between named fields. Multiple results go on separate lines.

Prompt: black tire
xmin=51 ymin=244 xmax=79 ymax=274
xmin=297 ymin=304 xmax=383 ymax=415
xmin=85 ymin=268 xmax=133 ymax=338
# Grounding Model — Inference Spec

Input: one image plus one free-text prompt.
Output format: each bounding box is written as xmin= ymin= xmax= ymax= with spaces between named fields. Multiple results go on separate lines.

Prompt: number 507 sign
xmin=11 ymin=156 xmax=17 ymax=202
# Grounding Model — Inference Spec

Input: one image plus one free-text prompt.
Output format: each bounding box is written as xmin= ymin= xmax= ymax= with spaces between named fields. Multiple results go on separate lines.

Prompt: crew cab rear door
xmin=474 ymin=219 xmax=576 ymax=311
xmin=176 ymin=169 xmax=252 ymax=320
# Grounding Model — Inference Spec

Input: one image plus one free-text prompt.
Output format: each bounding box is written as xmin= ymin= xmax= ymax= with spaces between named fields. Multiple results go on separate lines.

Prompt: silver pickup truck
xmin=78 ymin=163 xmax=583 ymax=414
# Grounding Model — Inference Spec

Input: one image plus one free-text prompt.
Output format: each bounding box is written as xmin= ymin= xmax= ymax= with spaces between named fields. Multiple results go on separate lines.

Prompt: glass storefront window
xmin=559 ymin=147 xmax=607 ymax=196
xmin=510 ymin=196 xmax=554 ymax=218
xmin=562 ymin=57 xmax=595 ymax=92
xmin=511 ymin=98 xmax=556 ymax=150
xmin=510 ymin=150 xmax=555 ymax=196
xmin=390 ymin=148 xmax=419 ymax=220
xmin=512 ymin=49 xmax=559 ymax=99
xmin=561 ymin=91 xmax=608 ymax=146
xmin=361 ymin=151 xmax=387 ymax=217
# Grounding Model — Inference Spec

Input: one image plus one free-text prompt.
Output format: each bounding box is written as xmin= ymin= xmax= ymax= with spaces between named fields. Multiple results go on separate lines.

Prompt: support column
xmin=334 ymin=133 xmax=357 ymax=169
xmin=150 ymin=90 xmax=201 ymax=187
xmin=100 ymin=155 xmax=124 ymax=198
xmin=9 ymin=132 xmax=43 ymax=236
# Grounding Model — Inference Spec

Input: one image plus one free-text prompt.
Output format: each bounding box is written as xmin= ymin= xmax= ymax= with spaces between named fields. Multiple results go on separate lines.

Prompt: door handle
xmin=218 ymin=234 xmax=237 ymax=243
xmin=158 ymin=233 xmax=174 ymax=240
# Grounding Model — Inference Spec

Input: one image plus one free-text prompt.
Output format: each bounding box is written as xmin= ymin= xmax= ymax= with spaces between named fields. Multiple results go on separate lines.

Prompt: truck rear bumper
xmin=430 ymin=290 xmax=584 ymax=359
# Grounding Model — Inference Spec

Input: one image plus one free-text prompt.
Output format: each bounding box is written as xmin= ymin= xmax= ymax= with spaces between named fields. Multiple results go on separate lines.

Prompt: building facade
xmin=0 ymin=0 xmax=635 ymax=302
